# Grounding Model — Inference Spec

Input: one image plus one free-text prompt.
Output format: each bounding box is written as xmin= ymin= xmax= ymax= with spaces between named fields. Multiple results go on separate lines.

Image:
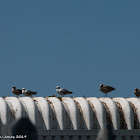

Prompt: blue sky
xmin=0 ymin=1 xmax=140 ymax=97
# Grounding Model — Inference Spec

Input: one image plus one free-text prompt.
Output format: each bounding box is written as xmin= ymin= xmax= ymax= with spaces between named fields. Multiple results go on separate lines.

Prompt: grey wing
xmin=25 ymin=90 xmax=35 ymax=95
xmin=60 ymin=89 xmax=70 ymax=94
xmin=104 ymin=85 xmax=115 ymax=90
xmin=25 ymin=90 xmax=30 ymax=94
xmin=16 ymin=89 xmax=22 ymax=94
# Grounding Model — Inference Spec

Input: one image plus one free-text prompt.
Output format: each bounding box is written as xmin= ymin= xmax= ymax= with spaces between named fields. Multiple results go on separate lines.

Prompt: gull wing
xmin=60 ymin=89 xmax=72 ymax=94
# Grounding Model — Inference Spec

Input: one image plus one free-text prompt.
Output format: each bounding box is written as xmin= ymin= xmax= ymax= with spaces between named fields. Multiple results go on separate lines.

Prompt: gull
xmin=134 ymin=88 xmax=140 ymax=97
xmin=22 ymin=88 xmax=37 ymax=97
xmin=12 ymin=86 xmax=22 ymax=97
xmin=100 ymin=84 xmax=115 ymax=97
xmin=56 ymin=86 xmax=73 ymax=97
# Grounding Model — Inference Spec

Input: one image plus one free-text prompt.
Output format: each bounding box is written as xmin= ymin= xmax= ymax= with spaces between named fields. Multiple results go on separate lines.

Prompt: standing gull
xmin=56 ymin=86 xmax=73 ymax=97
xmin=12 ymin=86 xmax=22 ymax=97
xmin=134 ymin=88 xmax=140 ymax=97
xmin=22 ymin=88 xmax=37 ymax=97
xmin=100 ymin=84 xmax=115 ymax=97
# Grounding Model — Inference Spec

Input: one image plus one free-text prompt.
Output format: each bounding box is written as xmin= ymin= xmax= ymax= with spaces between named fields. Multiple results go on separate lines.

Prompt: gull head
xmin=135 ymin=88 xmax=138 ymax=92
xmin=56 ymin=86 xmax=60 ymax=89
xmin=22 ymin=88 xmax=26 ymax=92
xmin=100 ymin=84 xmax=103 ymax=88
xmin=12 ymin=86 xmax=16 ymax=90
xmin=12 ymin=86 xmax=16 ymax=92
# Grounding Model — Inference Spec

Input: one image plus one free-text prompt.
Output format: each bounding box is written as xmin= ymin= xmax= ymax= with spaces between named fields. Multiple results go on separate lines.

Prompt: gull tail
xmin=31 ymin=91 xmax=37 ymax=95
xmin=69 ymin=92 xmax=73 ymax=94
xmin=112 ymin=87 xmax=115 ymax=90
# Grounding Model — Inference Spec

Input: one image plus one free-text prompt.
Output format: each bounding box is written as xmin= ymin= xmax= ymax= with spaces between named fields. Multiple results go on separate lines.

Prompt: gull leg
xmin=105 ymin=93 xmax=108 ymax=97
